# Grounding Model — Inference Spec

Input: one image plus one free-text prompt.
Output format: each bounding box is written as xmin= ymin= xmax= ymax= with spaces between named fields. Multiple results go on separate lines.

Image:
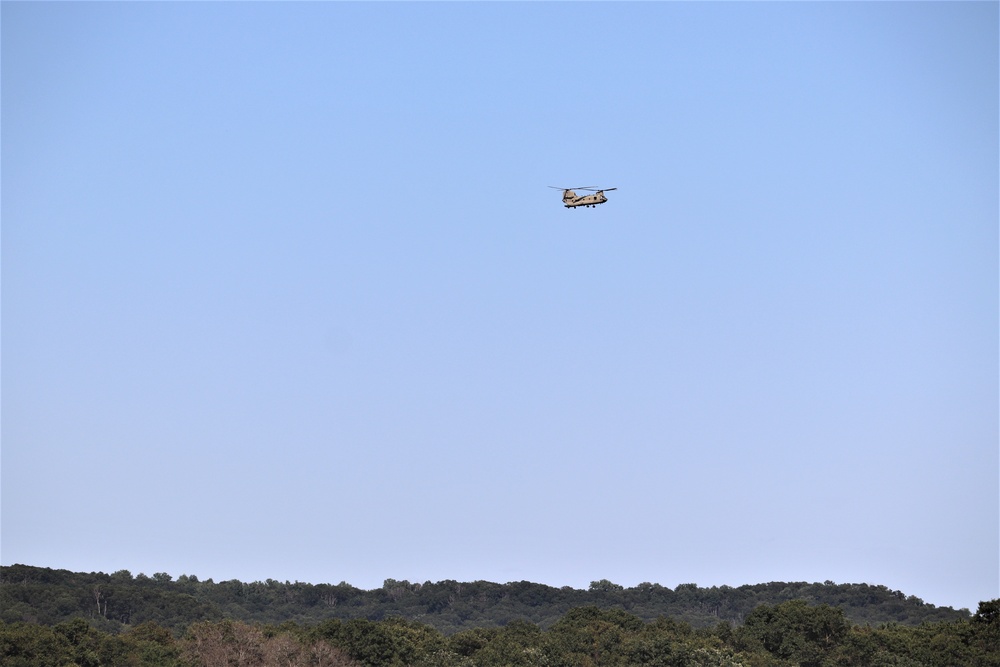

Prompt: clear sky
xmin=3 ymin=2 xmax=997 ymax=614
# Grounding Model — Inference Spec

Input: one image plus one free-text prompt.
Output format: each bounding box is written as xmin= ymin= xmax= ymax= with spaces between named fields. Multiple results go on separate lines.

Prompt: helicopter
xmin=549 ymin=186 xmax=617 ymax=208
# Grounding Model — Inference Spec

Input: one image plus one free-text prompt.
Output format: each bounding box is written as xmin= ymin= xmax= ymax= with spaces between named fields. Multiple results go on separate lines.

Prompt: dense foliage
xmin=1 ymin=600 xmax=997 ymax=667
xmin=0 ymin=565 xmax=969 ymax=636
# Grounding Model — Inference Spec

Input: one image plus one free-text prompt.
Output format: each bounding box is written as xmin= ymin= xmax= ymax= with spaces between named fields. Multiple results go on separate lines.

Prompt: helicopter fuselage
xmin=562 ymin=190 xmax=609 ymax=208
xmin=552 ymin=186 xmax=616 ymax=208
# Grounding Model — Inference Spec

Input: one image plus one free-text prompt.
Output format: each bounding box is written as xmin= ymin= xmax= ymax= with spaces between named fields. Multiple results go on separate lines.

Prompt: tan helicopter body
xmin=549 ymin=186 xmax=617 ymax=208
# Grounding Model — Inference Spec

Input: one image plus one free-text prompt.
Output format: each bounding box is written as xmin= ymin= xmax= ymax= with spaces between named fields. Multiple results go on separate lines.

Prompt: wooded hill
xmin=0 ymin=564 xmax=970 ymax=636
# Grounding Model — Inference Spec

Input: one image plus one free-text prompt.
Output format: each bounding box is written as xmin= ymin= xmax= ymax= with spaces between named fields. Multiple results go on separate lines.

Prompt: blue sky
xmin=3 ymin=2 xmax=997 ymax=614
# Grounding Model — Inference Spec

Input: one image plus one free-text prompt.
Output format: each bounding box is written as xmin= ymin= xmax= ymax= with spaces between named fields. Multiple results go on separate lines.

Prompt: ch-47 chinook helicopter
xmin=549 ymin=186 xmax=617 ymax=208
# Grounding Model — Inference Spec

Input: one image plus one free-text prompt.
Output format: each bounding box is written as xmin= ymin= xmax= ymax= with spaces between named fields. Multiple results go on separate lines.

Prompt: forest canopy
xmin=1 ymin=566 xmax=996 ymax=666
xmin=0 ymin=565 xmax=972 ymax=635
xmin=1 ymin=597 xmax=998 ymax=667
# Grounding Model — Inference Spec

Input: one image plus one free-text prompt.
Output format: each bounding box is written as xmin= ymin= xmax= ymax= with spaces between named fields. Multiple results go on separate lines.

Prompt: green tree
xmin=0 ymin=621 xmax=73 ymax=667
xmin=324 ymin=617 xmax=444 ymax=667
xmin=546 ymin=607 xmax=643 ymax=667
xmin=467 ymin=619 xmax=546 ymax=667
xmin=972 ymin=598 xmax=1000 ymax=660
xmin=448 ymin=626 xmax=500 ymax=658
xmin=740 ymin=600 xmax=849 ymax=667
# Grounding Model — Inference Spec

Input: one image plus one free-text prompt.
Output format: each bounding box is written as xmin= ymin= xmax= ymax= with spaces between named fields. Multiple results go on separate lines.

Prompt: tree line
xmin=2 ymin=599 xmax=998 ymax=667
xmin=0 ymin=565 xmax=971 ymax=637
